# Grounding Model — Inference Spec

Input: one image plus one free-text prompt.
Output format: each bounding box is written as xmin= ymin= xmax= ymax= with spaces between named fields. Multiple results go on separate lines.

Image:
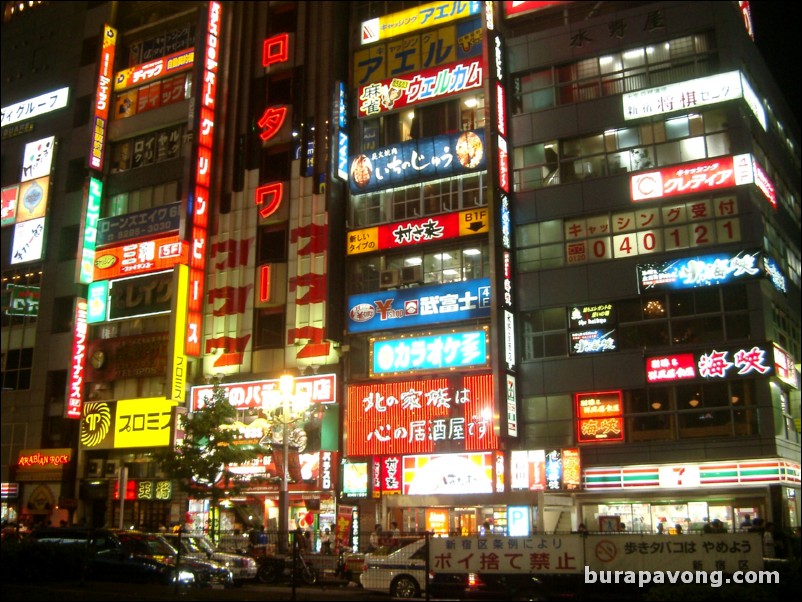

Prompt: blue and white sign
xmin=372 ymin=329 xmax=488 ymax=375
xmin=347 ymin=278 xmax=491 ymax=333
xmin=348 ymin=129 xmax=486 ymax=194
xmin=637 ymin=249 xmax=763 ymax=292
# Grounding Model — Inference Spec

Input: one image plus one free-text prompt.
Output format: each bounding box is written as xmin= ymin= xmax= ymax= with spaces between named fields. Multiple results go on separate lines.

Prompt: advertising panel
xmin=1 ymin=87 xmax=69 ymax=127
xmin=360 ymin=1 xmax=481 ymax=45
xmin=107 ymin=270 xmax=174 ymax=321
xmin=97 ymin=201 xmax=182 ymax=247
xmin=80 ymin=397 xmax=175 ymax=450
xmin=354 ymin=17 xmax=482 ymax=85
xmin=4 ymin=284 xmax=39 ymax=317
xmin=402 ymin=452 xmax=494 ymax=495
xmin=345 ymin=373 xmax=498 ymax=456
xmin=78 ymin=178 xmax=103 ymax=285
xmin=637 ymin=249 xmax=763 ymax=292
xmin=347 ymin=277 xmax=491 ymax=333
xmin=10 ymin=216 xmax=46 ymax=264
xmin=371 ymin=328 xmax=488 ymax=375
xmin=622 ymin=71 xmax=763 ymax=124
xmin=90 ymin=25 xmax=117 ymax=170
xmin=65 ymin=299 xmax=88 ymax=419
xmin=21 ymin=136 xmax=55 ymax=181
xmin=348 ymin=130 xmax=486 ymax=193
xmin=84 ymin=332 xmax=169 ymax=382
xmin=347 ymin=208 xmax=488 ymax=255
xmin=93 ymin=235 xmax=184 ymax=281
xmin=358 ymin=57 xmax=484 ymax=117
xmin=646 ymin=343 xmax=775 ymax=383
xmin=190 ymin=374 xmax=337 ymax=412
xmin=16 ymin=176 xmax=50 ymax=223
xmin=575 ymin=391 xmax=624 ymax=443
xmin=1 ymin=185 xmax=18 ymax=226
xmin=630 ymin=154 xmax=768 ymax=203
xmin=113 ymin=48 xmax=195 ymax=91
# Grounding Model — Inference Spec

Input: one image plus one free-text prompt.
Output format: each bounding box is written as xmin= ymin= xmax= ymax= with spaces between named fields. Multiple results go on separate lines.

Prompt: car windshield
xmin=121 ymin=534 xmax=177 ymax=557
xmin=196 ymin=536 xmax=216 ymax=554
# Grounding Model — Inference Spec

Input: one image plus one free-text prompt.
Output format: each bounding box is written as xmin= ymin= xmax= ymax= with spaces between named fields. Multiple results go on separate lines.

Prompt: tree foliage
xmin=154 ymin=379 xmax=267 ymax=500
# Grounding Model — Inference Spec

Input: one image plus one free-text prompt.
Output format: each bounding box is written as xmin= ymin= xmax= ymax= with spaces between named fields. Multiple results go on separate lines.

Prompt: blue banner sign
xmin=637 ymin=249 xmax=763 ymax=291
xmin=348 ymin=129 xmax=486 ymax=194
xmin=372 ymin=329 xmax=488 ymax=375
xmin=348 ymin=277 xmax=491 ymax=333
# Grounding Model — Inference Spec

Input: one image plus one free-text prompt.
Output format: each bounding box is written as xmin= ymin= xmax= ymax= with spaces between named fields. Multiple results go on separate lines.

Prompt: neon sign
xmin=358 ymin=57 xmax=484 ymax=117
xmin=346 ymin=374 xmax=498 ymax=456
xmin=646 ymin=344 xmax=774 ymax=383
xmin=637 ymin=249 xmax=763 ymax=291
xmin=371 ymin=328 xmax=488 ymax=375
xmin=65 ymin=299 xmax=88 ymax=419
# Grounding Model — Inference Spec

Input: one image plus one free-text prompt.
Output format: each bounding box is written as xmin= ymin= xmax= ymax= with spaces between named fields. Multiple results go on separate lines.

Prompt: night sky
xmin=749 ymin=2 xmax=802 ymax=130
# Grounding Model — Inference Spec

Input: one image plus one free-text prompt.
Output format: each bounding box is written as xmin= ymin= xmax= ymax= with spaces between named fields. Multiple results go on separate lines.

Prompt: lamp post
xmin=264 ymin=374 xmax=310 ymax=552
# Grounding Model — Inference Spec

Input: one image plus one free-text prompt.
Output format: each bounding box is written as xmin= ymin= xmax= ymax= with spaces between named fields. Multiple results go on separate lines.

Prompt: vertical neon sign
xmin=186 ymin=1 xmax=221 ymax=357
xmin=65 ymin=298 xmax=88 ymax=419
xmin=484 ymin=5 xmax=518 ymax=438
xmin=89 ymin=25 xmax=117 ymax=171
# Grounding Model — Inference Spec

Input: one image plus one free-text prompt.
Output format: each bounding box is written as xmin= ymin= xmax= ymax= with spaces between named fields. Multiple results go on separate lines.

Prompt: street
xmin=2 ymin=580 xmax=390 ymax=602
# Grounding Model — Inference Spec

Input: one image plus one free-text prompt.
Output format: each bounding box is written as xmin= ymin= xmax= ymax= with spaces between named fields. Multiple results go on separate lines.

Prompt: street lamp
xmin=263 ymin=374 xmax=310 ymax=552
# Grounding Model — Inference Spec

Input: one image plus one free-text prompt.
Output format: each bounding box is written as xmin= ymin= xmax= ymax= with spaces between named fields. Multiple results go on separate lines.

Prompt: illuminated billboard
xmin=107 ymin=270 xmax=174 ymax=321
xmin=1 ymin=87 xmax=69 ymax=127
xmin=347 ymin=208 xmax=488 ymax=255
xmin=370 ymin=327 xmax=489 ymax=375
xmin=190 ymin=374 xmax=337 ymax=412
xmin=348 ymin=130 xmax=486 ymax=193
xmin=97 ymin=202 xmax=182 ymax=247
xmin=630 ymin=154 xmax=775 ymax=208
xmin=510 ymin=447 xmax=581 ymax=490
xmin=93 ymin=235 xmax=184 ymax=281
xmin=345 ymin=373 xmax=498 ymax=456
xmin=623 ymin=71 xmax=766 ymax=129
xmin=575 ymin=391 xmax=624 ymax=443
xmin=90 ymin=25 xmax=118 ymax=171
xmin=80 ymin=397 xmax=176 ymax=450
xmin=402 ymin=452 xmax=494 ymax=495
xmin=646 ymin=343 xmax=775 ymax=383
xmin=347 ymin=277 xmax=491 ymax=333
xmin=113 ymin=48 xmax=195 ymax=91
xmin=353 ymin=17 xmax=481 ymax=85
xmin=358 ymin=57 xmax=484 ymax=117
xmin=65 ymin=299 xmax=88 ymax=420
xmin=360 ymin=1 xmax=481 ymax=45
xmin=637 ymin=249 xmax=764 ymax=291
xmin=11 ymin=217 xmax=46 ymax=265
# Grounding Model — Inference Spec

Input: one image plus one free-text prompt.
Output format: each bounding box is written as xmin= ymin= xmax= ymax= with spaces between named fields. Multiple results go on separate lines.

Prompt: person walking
xmin=320 ymin=526 xmax=332 ymax=555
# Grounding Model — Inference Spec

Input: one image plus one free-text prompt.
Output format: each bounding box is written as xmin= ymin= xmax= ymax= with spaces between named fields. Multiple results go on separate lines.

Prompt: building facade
xmin=2 ymin=1 xmax=799 ymax=544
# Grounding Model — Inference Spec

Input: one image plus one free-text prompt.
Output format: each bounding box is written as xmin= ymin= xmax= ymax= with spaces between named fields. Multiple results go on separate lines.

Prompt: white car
xmin=359 ymin=538 xmax=428 ymax=598
xmin=161 ymin=533 xmax=258 ymax=585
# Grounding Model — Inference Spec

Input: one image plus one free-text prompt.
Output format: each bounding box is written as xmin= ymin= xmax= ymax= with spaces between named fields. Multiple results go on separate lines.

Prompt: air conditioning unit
xmin=401 ymin=264 xmax=423 ymax=284
xmin=379 ymin=269 xmax=400 ymax=288
xmin=87 ymin=459 xmax=104 ymax=478
xmin=104 ymin=460 xmax=119 ymax=478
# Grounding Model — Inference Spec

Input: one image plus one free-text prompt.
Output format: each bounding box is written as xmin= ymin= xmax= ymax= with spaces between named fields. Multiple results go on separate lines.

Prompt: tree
xmin=154 ymin=379 xmax=268 ymax=541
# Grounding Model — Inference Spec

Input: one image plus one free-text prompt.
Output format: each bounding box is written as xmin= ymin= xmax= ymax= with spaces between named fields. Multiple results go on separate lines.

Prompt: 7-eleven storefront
xmin=578 ymin=459 xmax=800 ymax=534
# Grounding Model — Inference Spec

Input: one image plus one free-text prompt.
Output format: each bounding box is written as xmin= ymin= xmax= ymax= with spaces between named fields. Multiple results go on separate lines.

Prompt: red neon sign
xmin=646 ymin=353 xmax=697 ymax=383
xmin=258 ymin=106 xmax=288 ymax=141
xmin=255 ymin=182 xmax=284 ymax=218
xmin=93 ymin=235 xmax=184 ymax=280
xmin=66 ymin=299 xmax=88 ymax=419
xmin=262 ymin=33 xmax=290 ymax=67
xmin=346 ymin=374 xmax=498 ymax=456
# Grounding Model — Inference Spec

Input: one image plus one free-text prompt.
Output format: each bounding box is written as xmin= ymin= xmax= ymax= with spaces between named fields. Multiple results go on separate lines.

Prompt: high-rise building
xmin=2 ymin=1 xmax=799 ymax=542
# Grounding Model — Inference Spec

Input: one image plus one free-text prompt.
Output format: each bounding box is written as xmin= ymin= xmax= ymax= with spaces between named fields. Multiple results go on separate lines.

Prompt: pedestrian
xmin=740 ymin=514 xmax=753 ymax=529
xmin=762 ymin=522 xmax=776 ymax=557
xmin=577 ymin=523 xmax=588 ymax=536
xmin=481 ymin=520 xmax=492 ymax=536
xmin=656 ymin=522 xmax=665 ymax=535
xmin=320 ymin=526 xmax=332 ymax=555
xmin=368 ymin=524 xmax=382 ymax=552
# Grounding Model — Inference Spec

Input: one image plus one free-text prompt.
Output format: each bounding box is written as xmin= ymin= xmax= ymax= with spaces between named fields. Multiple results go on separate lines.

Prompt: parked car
xmin=26 ymin=527 xmax=178 ymax=585
xmin=114 ymin=530 xmax=233 ymax=588
xmin=360 ymin=537 xmax=548 ymax=600
xmin=160 ymin=532 xmax=258 ymax=584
